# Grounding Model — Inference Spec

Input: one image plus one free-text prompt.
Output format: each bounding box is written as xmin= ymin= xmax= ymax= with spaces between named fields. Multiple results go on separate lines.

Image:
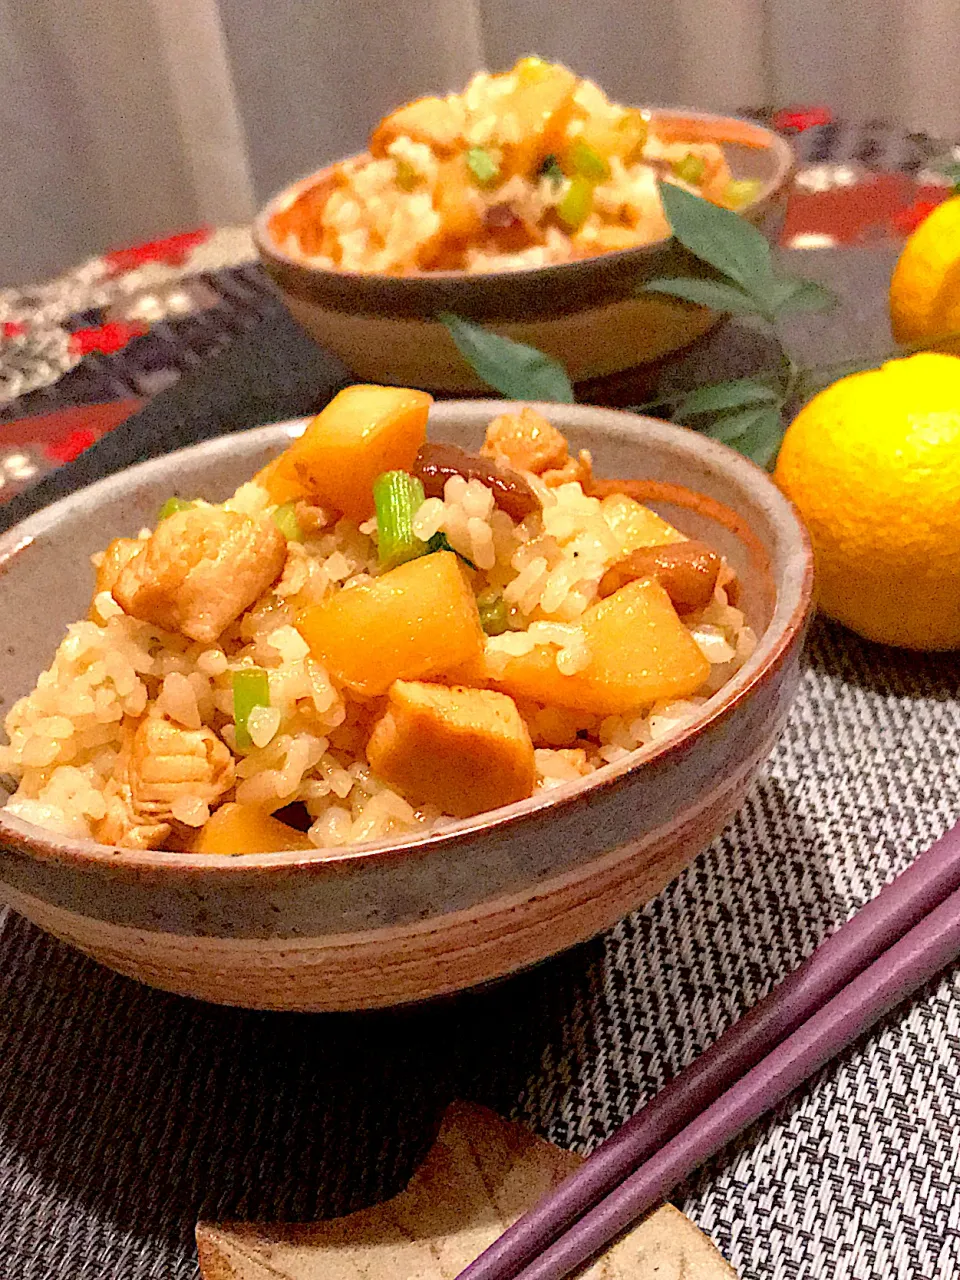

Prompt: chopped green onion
xmin=272 ymin=501 xmax=303 ymax=542
xmin=556 ymin=174 xmax=594 ymax=232
xmin=724 ymin=178 xmax=763 ymax=209
xmin=232 ymin=667 xmax=270 ymax=750
xmin=427 ymin=531 xmax=476 ymax=571
xmin=374 ymin=470 xmax=426 ymax=569
xmin=395 ymin=158 xmax=421 ymax=191
xmin=538 ymin=154 xmax=565 ymax=186
xmin=569 ymin=139 xmax=611 ymax=183
xmin=158 ymin=496 xmax=195 ymax=521
xmin=671 ymin=152 xmax=706 ymax=185
xmin=466 ymin=146 xmax=501 ymax=188
xmin=477 ymin=593 xmax=509 ymax=636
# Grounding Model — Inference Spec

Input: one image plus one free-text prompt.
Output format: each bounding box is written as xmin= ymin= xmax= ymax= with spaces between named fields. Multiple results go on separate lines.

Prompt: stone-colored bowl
xmin=0 ymin=403 xmax=813 ymax=1011
xmin=254 ymin=111 xmax=794 ymax=393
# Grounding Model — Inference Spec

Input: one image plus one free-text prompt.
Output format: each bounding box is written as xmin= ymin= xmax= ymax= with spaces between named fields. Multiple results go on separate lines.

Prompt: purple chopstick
xmin=512 ymin=878 xmax=960 ymax=1280
xmin=457 ymin=817 xmax=960 ymax=1280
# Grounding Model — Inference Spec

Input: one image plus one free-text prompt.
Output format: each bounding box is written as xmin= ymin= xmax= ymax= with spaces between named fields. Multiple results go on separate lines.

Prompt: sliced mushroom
xmin=412 ymin=442 xmax=541 ymax=522
xmin=598 ymin=540 xmax=723 ymax=613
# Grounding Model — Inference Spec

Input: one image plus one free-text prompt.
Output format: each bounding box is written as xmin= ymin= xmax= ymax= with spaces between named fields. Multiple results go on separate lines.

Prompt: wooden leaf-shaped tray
xmin=197 ymin=1102 xmax=737 ymax=1279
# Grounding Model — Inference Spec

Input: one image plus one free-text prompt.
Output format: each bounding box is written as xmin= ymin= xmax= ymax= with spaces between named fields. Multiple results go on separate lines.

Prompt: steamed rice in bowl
xmin=0 ymin=387 xmax=755 ymax=855
xmin=270 ymin=56 xmax=761 ymax=276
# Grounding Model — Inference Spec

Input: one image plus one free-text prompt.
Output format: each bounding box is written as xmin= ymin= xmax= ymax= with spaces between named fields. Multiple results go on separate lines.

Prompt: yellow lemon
xmin=890 ymin=196 xmax=960 ymax=347
xmin=773 ymin=353 xmax=960 ymax=649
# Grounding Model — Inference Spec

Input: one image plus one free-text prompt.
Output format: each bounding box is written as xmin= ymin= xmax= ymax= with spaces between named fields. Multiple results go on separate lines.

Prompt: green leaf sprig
xmin=640 ymin=181 xmax=837 ymax=465
xmin=439 ymin=312 xmax=574 ymax=403
xmin=436 ymin=180 xmax=890 ymax=468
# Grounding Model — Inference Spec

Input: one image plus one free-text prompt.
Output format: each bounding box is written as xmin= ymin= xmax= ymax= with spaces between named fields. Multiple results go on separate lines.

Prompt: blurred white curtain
xmin=4 ymin=0 xmax=960 ymax=285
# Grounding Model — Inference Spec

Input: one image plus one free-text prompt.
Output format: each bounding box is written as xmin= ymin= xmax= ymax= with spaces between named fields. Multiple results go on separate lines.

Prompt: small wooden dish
xmin=254 ymin=110 xmax=794 ymax=393
xmin=0 ymin=403 xmax=812 ymax=1011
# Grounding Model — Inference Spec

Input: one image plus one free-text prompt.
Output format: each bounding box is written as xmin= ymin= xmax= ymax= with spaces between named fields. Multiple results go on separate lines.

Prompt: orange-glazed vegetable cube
xmin=600 ymin=493 xmax=686 ymax=553
xmin=500 ymin=62 xmax=578 ymax=177
xmin=192 ymin=803 xmax=313 ymax=854
xmin=489 ymin=578 xmax=710 ymax=715
xmin=572 ymin=108 xmax=649 ymax=165
xmin=366 ymin=680 xmax=536 ymax=817
xmin=418 ymin=156 xmax=485 ymax=268
xmin=370 ymin=95 xmax=465 ymax=158
xmin=296 ymin=551 xmax=485 ymax=696
xmin=254 ymin=385 xmax=432 ymax=520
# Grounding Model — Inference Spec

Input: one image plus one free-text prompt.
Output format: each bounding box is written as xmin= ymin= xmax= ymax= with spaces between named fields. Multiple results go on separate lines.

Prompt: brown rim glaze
xmin=0 ymin=404 xmax=814 ymax=891
xmin=252 ymin=108 xmax=795 ymax=323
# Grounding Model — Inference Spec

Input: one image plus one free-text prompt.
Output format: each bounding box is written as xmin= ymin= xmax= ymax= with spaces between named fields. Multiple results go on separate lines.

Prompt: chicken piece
xmin=129 ymin=715 xmax=234 ymax=821
xmin=96 ymin=788 xmax=171 ymax=849
xmin=480 ymin=407 xmax=592 ymax=489
xmin=94 ymin=537 xmax=143 ymax=598
xmin=113 ymin=505 xmax=286 ymax=644
xmin=95 ymin=787 xmax=171 ymax=850
xmin=370 ymin=96 xmax=466 ymax=158
xmin=481 ymin=407 xmax=569 ymax=475
xmin=366 ymin=680 xmax=536 ymax=818
xmin=541 ymin=450 xmax=593 ymax=489
xmin=94 ymin=723 xmax=172 ymax=849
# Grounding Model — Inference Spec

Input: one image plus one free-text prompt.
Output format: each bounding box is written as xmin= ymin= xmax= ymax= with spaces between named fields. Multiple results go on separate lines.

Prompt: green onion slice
xmin=724 ymin=178 xmax=763 ymax=209
xmin=538 ymin=154 xmax=565 ymax=185
xmin=395 ymin=158 xmax=421 ymax=191
xmin=569 ymin=139 xmax=611 ymax=183
xmin=232 ymin=667 xmax=270 ymax=750
xmin=671 ymin=152 xmax=706 ymax=185
xmin=477 ymin=593 xmax=509 ymax=636
xmin=556 ymin=174 xmax=594 ymax=232
xmin=272 ymin=501 xmax=303 ymax=542
xmin=373 ymin=470 xmax=426 ymax=569
xmin=158 ymin=496 xmax=195 ymax=521
xmin=466 ymin=146 xmax=501 ymax=188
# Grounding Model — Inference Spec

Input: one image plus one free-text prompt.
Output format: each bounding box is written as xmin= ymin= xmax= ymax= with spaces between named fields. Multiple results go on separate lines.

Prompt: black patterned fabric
xmin=3 ymin=248 xmax=960 ymax=1279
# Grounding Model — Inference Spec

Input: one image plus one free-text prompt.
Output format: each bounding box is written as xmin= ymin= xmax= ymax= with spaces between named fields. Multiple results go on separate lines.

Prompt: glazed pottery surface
xmin=254 ymin=111 xmax=794 ymax=392
xmin=0 ymin=403 xmax=813 ymax=1010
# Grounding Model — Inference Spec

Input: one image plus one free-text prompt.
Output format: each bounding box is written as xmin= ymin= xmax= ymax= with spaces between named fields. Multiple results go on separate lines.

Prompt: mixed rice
xmin=0 ymin=389 xmax=755 ymax=853
xmin=271 ymin=56 xmax=761 ymax=275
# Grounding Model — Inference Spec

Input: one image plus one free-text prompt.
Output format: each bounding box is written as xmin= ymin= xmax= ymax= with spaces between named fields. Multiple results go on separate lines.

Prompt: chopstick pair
xmin=457 ymin=816 xmax=960 ymax=1280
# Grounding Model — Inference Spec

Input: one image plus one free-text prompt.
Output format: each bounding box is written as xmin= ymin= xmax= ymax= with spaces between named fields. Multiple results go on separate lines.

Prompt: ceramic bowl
xmin=254 ymin=111 xmax=794 ymax=394
xmin=0 ymin=403 xmax=813 ymax=1011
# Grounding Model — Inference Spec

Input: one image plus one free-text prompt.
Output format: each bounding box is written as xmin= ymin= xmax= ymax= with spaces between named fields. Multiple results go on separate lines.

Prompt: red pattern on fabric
xmin=891 ymin=191 xmax=951 ymax=236
xmin=2 ymin=321 xmax=26 ymax=339
xmin=69 ymin=322 xmax=147 ymax=356
xmin=103 ymin=228 xmax=211 ymax=275
xmin=773 ymin=106 xmax=834 ymax=133
xmin=44 ymin=428 xmax=99 ymax=463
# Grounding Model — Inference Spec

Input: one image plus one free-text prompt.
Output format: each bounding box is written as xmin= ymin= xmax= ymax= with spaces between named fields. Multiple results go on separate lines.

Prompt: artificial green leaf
xmin=701 ymin=404 xmax=784 ymax=467
xmin=658 ymin=180 xmax=776 ymax=300
xmin=767 ymin=277 xmax=838 ymax=315
xmin=642 ymin=276 xmax=760 ymax=314
xmin=676 ymin=379 xmax=780 ymax=418
xmin=440 ymin=313 xmax=575 ymax=403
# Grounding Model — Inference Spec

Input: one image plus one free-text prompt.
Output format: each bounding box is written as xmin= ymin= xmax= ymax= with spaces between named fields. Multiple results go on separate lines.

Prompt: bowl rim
xmin=252 ymin=107 xmax=795 ymax=290
xmin=0 ymin=401 xmax=814 ymax=879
